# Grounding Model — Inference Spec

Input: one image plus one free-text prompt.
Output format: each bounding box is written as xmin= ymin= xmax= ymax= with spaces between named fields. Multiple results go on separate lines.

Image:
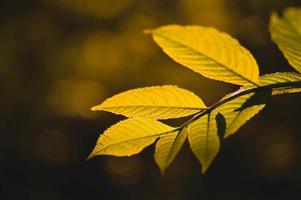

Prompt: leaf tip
xmin=159 ymin=168 xmax=166 ymax=175
xmin=86 ymin=152 xmax=96 ymax=160
xmin=270 ymin=11 xmax=279 ymax=23
xmin=201 ymin=164 xmax=210 ymax=174
xmin=155 ymin=159 xmax=167 ymax=175
xmin=91 ymin=105 xmax=100 ymax=111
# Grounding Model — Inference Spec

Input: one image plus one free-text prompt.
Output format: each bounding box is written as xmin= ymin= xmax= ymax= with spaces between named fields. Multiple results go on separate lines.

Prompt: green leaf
xmin=270 ymin=8 xmax=301 ymax=73
xmin=88 ymin=118 xmax=174 ymax=159
xmin=92 ymin=85 xmax=206 ymax=119
xmin=259 ymin=72 xmax=301 ymax=95
xmin=187 ymin=113 xmax=220 ymax=173
xmin=147 ymin=25 xmax=259 ymax=86
xmin=154 ymin=128 xmax=187 ymax=173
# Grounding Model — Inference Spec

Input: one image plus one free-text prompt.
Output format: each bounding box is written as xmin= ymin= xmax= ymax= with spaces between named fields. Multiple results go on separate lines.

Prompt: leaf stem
xmin=175 ymin=81 xmax=301 ymax=131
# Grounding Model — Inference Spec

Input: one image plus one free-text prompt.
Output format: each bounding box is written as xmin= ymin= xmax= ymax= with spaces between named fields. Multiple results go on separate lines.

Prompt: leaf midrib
xmin=94 ymin=130 xmax=176 ymax=155
xmin=163 ymin=130 xmax=184 ymax=168
xmin=98 ymin=105 xmax=205 ymax=110
xmin=204 ymin=113 xmax=210 ymax=164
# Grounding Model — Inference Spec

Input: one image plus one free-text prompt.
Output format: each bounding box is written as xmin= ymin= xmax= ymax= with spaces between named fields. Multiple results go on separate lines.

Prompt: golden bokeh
xmin=43 ymin=0 xmax=135 ymax=19
xmin=47 ymin=79 xmax=107 ymax=118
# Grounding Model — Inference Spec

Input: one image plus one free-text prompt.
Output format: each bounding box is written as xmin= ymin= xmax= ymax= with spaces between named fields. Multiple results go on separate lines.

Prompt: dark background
xmin=1 ymin=0 xmax=301 ymax=199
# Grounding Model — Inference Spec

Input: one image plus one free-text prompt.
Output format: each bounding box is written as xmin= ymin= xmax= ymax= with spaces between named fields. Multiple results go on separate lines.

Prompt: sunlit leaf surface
xmin=92 ymin=85 xmax=206 ymax=119
xmin=270 ymin=8 xmax=301 ymax=73
xmin=88 ymin=118 xmax=174 ymax=158
xmin=215 ymin=92 xmax=266 ymax=138
xmin=155 ymin=128 xmax=187 ymax=173
xmin=148 ymin=25 xmax=259 ymax=86
xmin=259 ymin=72 xmax=301 ymax=95
xmin=187 ymin=113 xmax=220 ymax=173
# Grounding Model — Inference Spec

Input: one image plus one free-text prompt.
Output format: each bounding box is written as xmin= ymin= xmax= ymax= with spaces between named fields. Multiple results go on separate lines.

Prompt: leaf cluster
xmin=88 ymin=8 xmax=301 ymax=173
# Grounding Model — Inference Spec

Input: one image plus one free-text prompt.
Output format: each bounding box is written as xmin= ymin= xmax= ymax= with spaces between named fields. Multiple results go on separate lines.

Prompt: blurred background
xmin=1 ymin=0 xmax=301 ymax=199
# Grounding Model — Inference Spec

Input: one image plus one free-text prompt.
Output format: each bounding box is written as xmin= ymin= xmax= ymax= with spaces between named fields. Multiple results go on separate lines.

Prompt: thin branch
xmin=174 ymin=81 xmax=301 ymax=131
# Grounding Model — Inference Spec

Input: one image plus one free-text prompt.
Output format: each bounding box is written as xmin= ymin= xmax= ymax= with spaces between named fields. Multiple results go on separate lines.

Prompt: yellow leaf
xmin=147 ymin=25 xmax=259 ymax=86
xmin=216 ymin=93 xmax=266 ymax=138
xmin=187 ymin=113 xmax=220 ymax=173
xmin=259 ymin=72 xmax=301 ymax=95
xmin=88 ymin=118 xmax=174 ymax=159
xmin=92 ymin=85 xmax=206 ymax=119
xmin=220 ymin=72 xmax=301 ymax=138
xmin=270 ymin=8 xmax=301 ymax=73
xmin=154 ymin=128 xmax=187 ymax=173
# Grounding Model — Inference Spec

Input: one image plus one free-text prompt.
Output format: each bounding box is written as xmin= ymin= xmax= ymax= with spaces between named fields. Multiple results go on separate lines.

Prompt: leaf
xmin=259 ymin=72 xmax=301 ymax=95
xmin=218 ymin=72 xmax=301 ymax=138
xmin=154 ymin=128 xmax=187 ymax=173
xmin=92 ymin=85 xmax=206 ymax=119
xmin=88 ymin=118 xmax=174 ymax=159
xmin=187 ymin=113 xmax=220 ymax=173
xmin=216 ymin=92 xmax=268 ymax=138
xmin=147 ymin=25 xmax=259 ymax=86
xmin=270 ymin=8 xmax=301 ymax=73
